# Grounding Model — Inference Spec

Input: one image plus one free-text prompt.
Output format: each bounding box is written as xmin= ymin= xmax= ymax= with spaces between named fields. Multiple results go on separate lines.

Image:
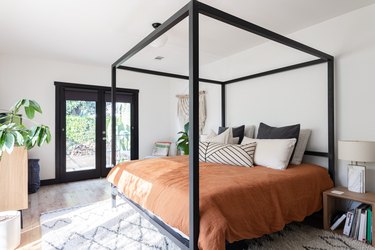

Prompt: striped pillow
xmin=199 ymin=142 xmax=256 ymax=167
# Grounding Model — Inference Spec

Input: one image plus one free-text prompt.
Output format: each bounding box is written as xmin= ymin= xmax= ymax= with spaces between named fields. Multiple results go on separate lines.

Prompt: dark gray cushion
xmin=257 ymin=122 xmax=300 ymax=163
xmin=257 ymin=122 xmax=300 ymax=140
xmin=218 ymin=125 xmax=245 ymax=144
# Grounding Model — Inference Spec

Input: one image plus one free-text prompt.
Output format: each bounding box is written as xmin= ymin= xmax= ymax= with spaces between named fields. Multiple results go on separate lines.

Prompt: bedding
xmin=199 ymin=141 xmax=256 ymax=167
xmin=241 ymin=137 xmax=296 ymax=170
xmin=218 ymin=125 xmax=245 ymax=143
xmin=257 ymin=122 xmax=300 ymax=162
xmin=257 ymin=122 xmax=300 ymax=141
xmin=202 ymin=129 xmax=233 ymax=144
xmin=107 ymin=156 xmax=333 ymax=250
xmin=291 ymin=129 xmax=312 ymax=165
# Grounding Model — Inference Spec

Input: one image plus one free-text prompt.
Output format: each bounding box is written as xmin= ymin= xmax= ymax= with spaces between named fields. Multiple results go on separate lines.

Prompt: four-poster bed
xmin=109 ymin=1 xmax=335 ymax=249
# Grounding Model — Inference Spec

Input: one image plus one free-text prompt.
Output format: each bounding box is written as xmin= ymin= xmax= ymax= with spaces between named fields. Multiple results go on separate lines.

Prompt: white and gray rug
xmin=41 ymin=199 xmax=374 ymax=250
xmin=41 ymin=199 xmax=179 ymax=250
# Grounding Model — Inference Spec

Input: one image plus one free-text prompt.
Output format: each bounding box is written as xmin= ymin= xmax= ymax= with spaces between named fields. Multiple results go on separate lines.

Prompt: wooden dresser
xmin=0 ymin=147 xmax=28 ymax=212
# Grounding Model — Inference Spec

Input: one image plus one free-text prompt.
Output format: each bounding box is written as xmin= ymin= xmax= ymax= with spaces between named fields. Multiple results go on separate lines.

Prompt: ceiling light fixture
xmin=150 ymin=23 xmax=168 ymax=48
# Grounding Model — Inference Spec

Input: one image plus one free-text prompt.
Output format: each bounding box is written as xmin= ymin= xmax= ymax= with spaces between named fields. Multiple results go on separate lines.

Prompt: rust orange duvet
xmin=107 ymin=156 xmax=333 ymax=250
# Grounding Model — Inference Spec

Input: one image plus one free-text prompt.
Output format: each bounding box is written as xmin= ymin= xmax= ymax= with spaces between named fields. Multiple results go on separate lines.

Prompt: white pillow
xmin=152 ymin=142 xmax=171 ymax=156
xmin=241 ymin=137 xmax=297 ymax=170
xmin=232 ymin=137 xmax=240 ymax=144
xmin=201 ymin=129 xmax=235 ymax=144
xmin=291 ymin=129 xmax=312 ymax=165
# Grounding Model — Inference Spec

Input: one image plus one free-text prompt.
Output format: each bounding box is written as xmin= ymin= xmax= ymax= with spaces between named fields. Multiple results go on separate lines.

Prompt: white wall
xmin=201 ymin=4 xmax=375 ymax=191
xmin=0 ymin=54 xmax=173 ymax=180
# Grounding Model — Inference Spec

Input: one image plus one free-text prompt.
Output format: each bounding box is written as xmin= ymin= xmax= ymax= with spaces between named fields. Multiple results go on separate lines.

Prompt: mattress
xmin=107 ymin=156 xmax=333 ymax=250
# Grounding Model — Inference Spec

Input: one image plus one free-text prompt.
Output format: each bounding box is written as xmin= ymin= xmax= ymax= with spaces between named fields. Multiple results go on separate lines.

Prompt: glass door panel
xmin=65 ymin=100 xmax=97 ymax=172
xmin=105 ymin=102 xmax=131 ymax=167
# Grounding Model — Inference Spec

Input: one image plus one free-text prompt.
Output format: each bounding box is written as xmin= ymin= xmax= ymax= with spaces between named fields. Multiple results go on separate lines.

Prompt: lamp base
xmin=347 ymin=164 xmax=366 ymax=193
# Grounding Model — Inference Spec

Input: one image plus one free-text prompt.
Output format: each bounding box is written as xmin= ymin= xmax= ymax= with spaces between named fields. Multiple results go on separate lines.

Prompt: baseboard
xmin=40 ymin=179 xmax=59 ymax=186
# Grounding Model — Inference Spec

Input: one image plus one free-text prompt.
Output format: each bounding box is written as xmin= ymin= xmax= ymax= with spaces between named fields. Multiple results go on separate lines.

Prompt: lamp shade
xmin=338 ymin=140 xmax=375 ymax=162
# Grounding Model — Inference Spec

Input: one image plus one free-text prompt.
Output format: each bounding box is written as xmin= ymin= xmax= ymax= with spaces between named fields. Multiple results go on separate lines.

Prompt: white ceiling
xmin=0 ymin=0 xmax=374 ymax=74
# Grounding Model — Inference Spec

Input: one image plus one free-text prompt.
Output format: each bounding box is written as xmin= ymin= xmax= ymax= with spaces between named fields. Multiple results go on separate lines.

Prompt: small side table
xmin=323 ymin=186 xmax=375 ymax=246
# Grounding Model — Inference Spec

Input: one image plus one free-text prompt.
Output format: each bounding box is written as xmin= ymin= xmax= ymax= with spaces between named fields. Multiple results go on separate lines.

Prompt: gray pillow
xmin=291 ymin=129 xmax=312 ymax=165
xmin=257 ymin=122 xmax=300 ymax=140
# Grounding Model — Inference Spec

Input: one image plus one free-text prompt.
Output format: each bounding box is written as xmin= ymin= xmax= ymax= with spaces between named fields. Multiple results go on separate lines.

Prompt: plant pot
xmin=28 ymin=159 xmax=40 ymax=194
xmin=0 ymin=211 xmax=21 ymax=250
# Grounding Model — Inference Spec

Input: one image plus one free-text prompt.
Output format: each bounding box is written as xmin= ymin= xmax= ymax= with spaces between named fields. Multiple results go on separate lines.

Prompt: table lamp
xmin=338 ymin=140 xmax=375 ymax=193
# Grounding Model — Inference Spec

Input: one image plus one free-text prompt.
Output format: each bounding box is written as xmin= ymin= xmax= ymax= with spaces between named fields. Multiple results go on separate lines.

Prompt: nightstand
xmin=323 ymin=186 xmax=375 ymax=246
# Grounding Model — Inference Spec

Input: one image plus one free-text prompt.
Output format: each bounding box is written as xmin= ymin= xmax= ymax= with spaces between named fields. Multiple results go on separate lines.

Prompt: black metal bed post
xmin=221 ymin=83 xmax=226 ymax=127
xmin=189 ymin=1 xmax=199 ymax=249
xmin=111 ymin=66 xmax=117 ymax=167
xmin=328 ymin=59 xmax=335 ymax=182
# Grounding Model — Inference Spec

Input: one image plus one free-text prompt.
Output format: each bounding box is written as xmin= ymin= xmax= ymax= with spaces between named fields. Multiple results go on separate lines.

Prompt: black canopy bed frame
xmin=110 ymin=1 xmax=335 ymax=249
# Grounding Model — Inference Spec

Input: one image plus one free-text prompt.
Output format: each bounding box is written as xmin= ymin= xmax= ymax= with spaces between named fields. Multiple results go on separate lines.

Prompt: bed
xmin=110 ymin=1 xmax=335 ymax=249
xmin=107 ymin=156 xmax=333 ymax=250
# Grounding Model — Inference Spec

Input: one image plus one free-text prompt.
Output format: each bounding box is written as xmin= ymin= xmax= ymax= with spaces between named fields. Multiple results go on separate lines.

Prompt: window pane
xmin=65 ymin=100 xmax=96 ymax=172
xmin=106 ymin=102 xmax=131 ymax=167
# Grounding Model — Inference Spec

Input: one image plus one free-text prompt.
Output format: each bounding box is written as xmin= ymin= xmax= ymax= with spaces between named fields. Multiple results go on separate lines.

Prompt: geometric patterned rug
xmin=40 ymin=199 xmax=179 ymax=250
xmin=41 ymin=199 xmax=374 ymax=250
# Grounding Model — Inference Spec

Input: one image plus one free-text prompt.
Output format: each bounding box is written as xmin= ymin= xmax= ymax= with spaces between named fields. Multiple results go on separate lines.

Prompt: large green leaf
xmin=0 ymin=131 xmax=5 ymax=149
xmin=184 ymin=122 xmax=189 ymax=133
xmin=37 ymin=127 xmax=46 ymax=146
xmin=4 ymin=133 xmax=15 ymax=153
xmin=23 ymin=99 xmax=30 ymax=107
xmin=46 ymin=126 xmax=51 ymax=143
xmin=29 ymin=100 xmax=42 ymax=114
xmin=12 ymin=130 xmax=24 ymax=145
xmin=24 ymin=106 xmax=35 ymax=119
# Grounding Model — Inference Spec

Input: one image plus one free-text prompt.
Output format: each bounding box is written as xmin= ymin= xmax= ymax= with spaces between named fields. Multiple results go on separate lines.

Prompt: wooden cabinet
xmin=0 ymin=147 xmax=28 ymax=212
xmin=323 ymin=186 xmax=375 ymax=247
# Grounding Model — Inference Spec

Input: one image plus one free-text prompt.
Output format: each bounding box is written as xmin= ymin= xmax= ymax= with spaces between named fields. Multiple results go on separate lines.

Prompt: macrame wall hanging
xmin=176 ymin=91 xmax=206 ymax=134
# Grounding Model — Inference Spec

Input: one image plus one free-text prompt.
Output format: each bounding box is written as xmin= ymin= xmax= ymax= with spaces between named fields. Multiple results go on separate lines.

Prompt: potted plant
xmin=0 ymin=99 xmax=51 ymax=158
xmin=0 ymin=99 xmax=51 ymax=212
xmin=177 ymin=122 xmax=189 ymax=155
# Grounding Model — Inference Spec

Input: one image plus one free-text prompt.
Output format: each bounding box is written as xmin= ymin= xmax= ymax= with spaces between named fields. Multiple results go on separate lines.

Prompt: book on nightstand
xmin=367 ymin=208 xmax=372 ymax=244
xmin=343 ymin=210 xmax=354 ymax=236
xmin=358 ymin=209 xmax=368 ymax=242
xmin=349 ymin=203 xmax=368 ymax=239
xmin=331 ymin=214 xmax=347 ymax=231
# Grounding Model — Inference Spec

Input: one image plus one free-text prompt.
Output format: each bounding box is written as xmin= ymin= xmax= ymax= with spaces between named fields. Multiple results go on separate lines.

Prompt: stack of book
xmin=331 ymin=203 xmax=372 ymax=244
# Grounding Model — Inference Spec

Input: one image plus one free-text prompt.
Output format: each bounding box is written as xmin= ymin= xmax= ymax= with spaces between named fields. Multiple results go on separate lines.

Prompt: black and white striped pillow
xmin=199 ymin=142 xmax=256 ymax=167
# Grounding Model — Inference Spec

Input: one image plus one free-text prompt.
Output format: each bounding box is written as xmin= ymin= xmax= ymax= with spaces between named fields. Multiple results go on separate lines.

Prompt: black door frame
xmin=55 ymin=81 xmax=139 ymax=183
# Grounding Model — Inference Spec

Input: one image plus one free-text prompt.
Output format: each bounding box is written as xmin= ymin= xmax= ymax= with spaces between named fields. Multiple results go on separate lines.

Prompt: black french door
xmin=55 ymin=82 xmax=139 ymax=182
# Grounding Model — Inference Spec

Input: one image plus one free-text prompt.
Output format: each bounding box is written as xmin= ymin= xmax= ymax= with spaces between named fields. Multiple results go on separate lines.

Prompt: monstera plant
xmin=0 ymin=99 xmax=51 ymax=160
xmin=177 ymin=122 xmax=189 ymax=155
